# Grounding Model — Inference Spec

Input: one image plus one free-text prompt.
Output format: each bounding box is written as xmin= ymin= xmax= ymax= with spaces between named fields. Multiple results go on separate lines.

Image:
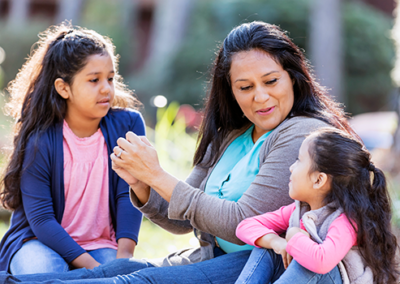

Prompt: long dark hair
xmin=308 ymin=128 xmax=399 ymax=284
xmin=1 ymin=23 xmax=140 ymax=210
xmin=194 ymin=21 xmax=354 ymax=166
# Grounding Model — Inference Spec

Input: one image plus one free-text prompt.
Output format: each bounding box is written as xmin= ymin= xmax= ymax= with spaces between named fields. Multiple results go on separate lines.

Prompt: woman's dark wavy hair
xmin=194 ymin=21 xmax=355 ymax=166
xmin=1 ymin=22 xmax=140 ymax=210
xmin=308 ymin=128 xmax=399 ymax=284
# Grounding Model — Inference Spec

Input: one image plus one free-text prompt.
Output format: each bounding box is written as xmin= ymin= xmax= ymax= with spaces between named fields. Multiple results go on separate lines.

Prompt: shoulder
xmin=23 ymin=124 xmax=60 ymax=166
xmin=103 ymin=108 xmax=145 ymax=134
xmin=259 ymin=117 xmax=332 ymax=160
xmin=106 ymin=108 xmax=144 ymax=124
xmin=25 ymin=124 xmax=59 ymax=151
xmin=275 ymin=116 xmax=331 ymax=135
xmin=267 ymin=116 xmax=332 ymax=143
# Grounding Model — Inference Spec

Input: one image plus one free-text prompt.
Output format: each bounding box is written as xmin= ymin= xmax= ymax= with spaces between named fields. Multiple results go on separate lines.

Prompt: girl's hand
xmin=270 ymin=237 xmax=292 ymax=269
xmin=112 ymin=133 xmax=162 ymax=186
xmin=111 ymin=133 xmax=179 ymax=202
xmin=255 ymin=234 xmax=293 ymax=269
xmin=111 ymin=157 xmax=139 ymax=186
xmin=286 ymin=227 xmax=310 ymax=242
xmin=116 ymin=238 xmax=136 ymax=259
xmin=71 ymin=253 xmax=101 ymax=269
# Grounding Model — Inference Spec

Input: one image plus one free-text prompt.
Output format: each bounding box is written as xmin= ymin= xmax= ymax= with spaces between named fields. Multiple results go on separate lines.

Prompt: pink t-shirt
xmin=61 ymin=120 xmax=117 ymax=251
xmin=236 ymin=203 xmax=357 ymax=274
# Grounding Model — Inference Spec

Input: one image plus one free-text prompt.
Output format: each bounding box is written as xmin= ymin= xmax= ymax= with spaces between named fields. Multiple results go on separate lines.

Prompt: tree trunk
xmin=56 ymin=0 xmax=85 ymax=25
xmin=309 ymin=0 xmax=343 ymax=103
xmin=7 ymin=0 xmax=29 ymax=28
xmin=391 ymin=0 xmax=400 ymax=175
xmin=140 ymin=0 xmax=194 ymax=79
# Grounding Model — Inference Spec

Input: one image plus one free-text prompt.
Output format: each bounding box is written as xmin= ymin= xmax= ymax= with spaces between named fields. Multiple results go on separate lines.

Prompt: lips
xmin=98 ymin=98 xmax=110 ymax=104
xmin=256 ymin=106 xmax=275 ymax=115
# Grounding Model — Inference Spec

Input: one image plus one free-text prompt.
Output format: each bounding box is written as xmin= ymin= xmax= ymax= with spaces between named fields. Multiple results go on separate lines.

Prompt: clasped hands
xmin=110 ymin=131 xmax=160 ymax=203
xmin=259 ymin=227 xmax=310 ymax=269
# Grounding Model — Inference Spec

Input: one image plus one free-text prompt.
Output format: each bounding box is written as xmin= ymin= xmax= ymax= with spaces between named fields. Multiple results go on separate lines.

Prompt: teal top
xmin=204 ymin=125 xmax=272 ymax=253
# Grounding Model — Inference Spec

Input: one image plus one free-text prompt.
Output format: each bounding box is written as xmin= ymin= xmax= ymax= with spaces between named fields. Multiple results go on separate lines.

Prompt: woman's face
xmin=230 ymin=49 xmax=294 ymax=141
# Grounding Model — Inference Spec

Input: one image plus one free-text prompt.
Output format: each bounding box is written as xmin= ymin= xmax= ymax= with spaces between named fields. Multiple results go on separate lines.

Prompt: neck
xmin=64 ymin=114 xmax=101 ymax=138
xmin=308 ymin=200 xmax=326 ymax=211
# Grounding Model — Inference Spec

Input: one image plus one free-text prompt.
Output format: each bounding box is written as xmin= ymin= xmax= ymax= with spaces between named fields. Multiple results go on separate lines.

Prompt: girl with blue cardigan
xmin=0 ymin=23 xmax=144 ymax=275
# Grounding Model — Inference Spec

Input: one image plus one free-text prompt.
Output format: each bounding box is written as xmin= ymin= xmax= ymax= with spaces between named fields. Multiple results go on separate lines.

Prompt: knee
xmin=10 ymin=241 xmax=69 ymax=274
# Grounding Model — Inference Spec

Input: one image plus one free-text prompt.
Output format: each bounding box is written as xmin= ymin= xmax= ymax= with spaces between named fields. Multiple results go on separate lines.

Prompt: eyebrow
xmin=234 ymin=71 xmax=279 ymax=83
xmin=86 ymin=70 xmax=115 ymax=76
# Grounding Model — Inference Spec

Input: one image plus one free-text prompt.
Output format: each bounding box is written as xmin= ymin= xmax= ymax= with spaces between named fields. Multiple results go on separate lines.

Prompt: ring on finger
xmin=116 ymin=149 xmax=123 ymax=158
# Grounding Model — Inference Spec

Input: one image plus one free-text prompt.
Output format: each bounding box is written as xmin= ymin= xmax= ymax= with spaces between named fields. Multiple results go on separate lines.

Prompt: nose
xmin=254 ymin=86 xmax=270 ymax=103
xmin=100 ymin=79 xmax=112 ymax=94
xmin=289 ymin=162 xmax=294 ymax=173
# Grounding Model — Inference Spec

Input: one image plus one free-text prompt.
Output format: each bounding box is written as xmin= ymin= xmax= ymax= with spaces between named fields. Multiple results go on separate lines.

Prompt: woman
xmin=6 ymin=21 xmax=354 ymax=283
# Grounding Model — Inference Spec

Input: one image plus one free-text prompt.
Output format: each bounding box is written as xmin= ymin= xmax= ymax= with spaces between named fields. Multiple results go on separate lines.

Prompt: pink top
xmin=236 ymin=203 xmax=357 ymax=274
xmin=61 ymin=120 xmax=117 ymax=251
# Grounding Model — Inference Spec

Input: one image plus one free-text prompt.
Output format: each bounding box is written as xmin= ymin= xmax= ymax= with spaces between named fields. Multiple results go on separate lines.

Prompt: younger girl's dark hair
xmin=308 ymin=128 xmax=399 ymax=284
xmin=1 ymin=22 xmax=140 ymax=210
xmin=194 ymin=21 xmax=355 ymax=167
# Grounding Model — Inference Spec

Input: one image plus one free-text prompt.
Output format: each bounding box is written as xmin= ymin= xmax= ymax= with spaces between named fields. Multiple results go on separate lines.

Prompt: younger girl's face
xmin=64 ymin=53 xmax=115 ymax=124
xmin=289 ymin=137 xmax=320 ymax=206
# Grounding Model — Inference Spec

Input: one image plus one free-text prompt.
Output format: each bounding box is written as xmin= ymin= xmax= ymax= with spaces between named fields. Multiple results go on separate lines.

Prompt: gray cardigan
xmin=130 ymin=116 xmax=329 ymax=267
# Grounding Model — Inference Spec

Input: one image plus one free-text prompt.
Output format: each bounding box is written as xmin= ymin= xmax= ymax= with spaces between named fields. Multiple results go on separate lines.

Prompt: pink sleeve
xmin=236 ymin=203 xmax=296 ymax=247
xmin=286 ymin=214 xmax=357 ymax=274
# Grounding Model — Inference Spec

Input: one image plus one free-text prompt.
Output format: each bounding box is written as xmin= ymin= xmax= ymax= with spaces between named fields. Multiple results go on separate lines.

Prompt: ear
xmin=312 ymin=171 xmax=329 ymax=191
xmin=54 ymin=78 xmax=70 ymax=100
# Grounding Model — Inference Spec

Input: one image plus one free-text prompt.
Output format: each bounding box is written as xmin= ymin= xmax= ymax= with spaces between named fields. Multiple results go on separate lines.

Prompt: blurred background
xmin=0 ymin=0 xmax=400 ymax=259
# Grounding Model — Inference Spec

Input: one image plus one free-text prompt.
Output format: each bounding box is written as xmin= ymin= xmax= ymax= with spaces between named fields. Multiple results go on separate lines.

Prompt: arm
xmin=167 ymin=118 xmax=328 ymax=244
xmin=114 ymin=118 xmax=327 ymax=242
xmin=117 ymin=238 xmax=136 ymax=258
xmin=114 ymin=113 xmax=145 ymax=248
xmin=236 ymin=203 xmax=296 ymax=246
xmin=20 ymin=137 xmax=93 ymax=267
xmin=286 ymin=214 xmax=357 ymax=274
xmin=127 ymin=162 xmax=209 ymax=235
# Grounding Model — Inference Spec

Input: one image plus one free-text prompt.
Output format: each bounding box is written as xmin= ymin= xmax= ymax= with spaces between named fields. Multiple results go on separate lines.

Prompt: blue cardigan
xmin=0 ymin=108 xmax=145 ymax=271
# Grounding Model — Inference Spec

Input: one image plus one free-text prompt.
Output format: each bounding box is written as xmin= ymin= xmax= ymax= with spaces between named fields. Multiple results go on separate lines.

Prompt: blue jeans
xmin=3 ymin=247 xmax=251 ymax=284
xmin=235 ymin=247 xmax=343 ymax=284
xmin=10 ymin=240 xmax=117 ymax=275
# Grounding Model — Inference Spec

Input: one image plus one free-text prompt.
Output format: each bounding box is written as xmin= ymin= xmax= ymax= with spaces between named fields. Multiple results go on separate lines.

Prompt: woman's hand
xmin=111 ymin=132 xmax=179 ymax=202
xmin=286 ymin=227 xmax=310 ymax=242
xmin=112 ymin=159 xmax=139 ymax=186
xmin=111 ymin=133 xmax=162 ymax=184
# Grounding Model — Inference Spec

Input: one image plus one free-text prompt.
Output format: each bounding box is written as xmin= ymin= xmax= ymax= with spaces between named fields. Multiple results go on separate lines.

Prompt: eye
xmin=108 ymin=77 xmax=114 ymax=82
xmin=90 ymin=78 xmax=99 ymax=83
xmin=240 ymin=86 xmax=251 ymax=91
xmin=266 ymin=78 xmax=278 ymax=85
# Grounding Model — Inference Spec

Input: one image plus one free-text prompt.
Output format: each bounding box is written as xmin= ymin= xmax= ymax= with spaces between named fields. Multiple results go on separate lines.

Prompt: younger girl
xmin=235 ymin=128 xmax=399 ymax=284
xmin=0 ymin=23 xmax=145 ymax=274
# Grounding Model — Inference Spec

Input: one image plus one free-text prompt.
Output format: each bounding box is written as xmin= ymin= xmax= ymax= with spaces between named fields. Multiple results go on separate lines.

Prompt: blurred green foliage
xmin=0 ymin=0 xmax=395 ymax=117
xmin=0 ymin=21 xmax=51 ymax=89
xmin=148 ymin=0 xmax=394 ymax=115
xmin=147 ymin=102 xmax=197 ymax=180
xmin=343 ymin=1 xmax=395 ymax=114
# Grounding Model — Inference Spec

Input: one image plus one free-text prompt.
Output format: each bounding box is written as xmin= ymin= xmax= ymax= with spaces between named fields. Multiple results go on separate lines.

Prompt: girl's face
xmin=62 ymin=53 xmax=115 ymax=126
xmin=289 ymin=137 xmax=327 ymax=209
xmin=230 ymin=49 xmax=294 ymax=142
